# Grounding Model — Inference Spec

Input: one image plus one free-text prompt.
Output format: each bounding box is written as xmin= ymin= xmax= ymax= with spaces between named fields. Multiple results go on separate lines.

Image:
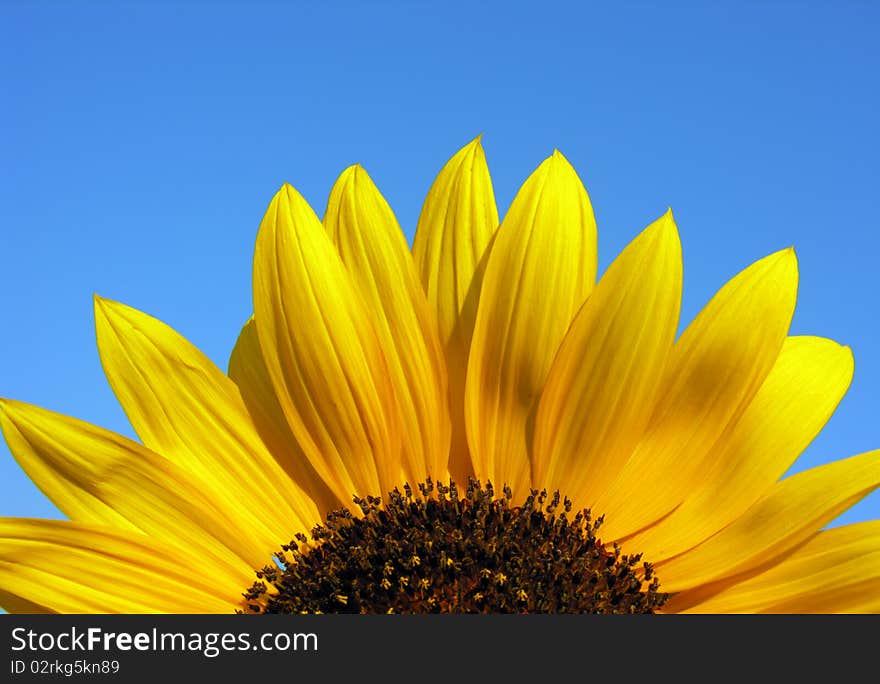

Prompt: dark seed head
xmin=243 ymin=479 xmax=667 ymax=614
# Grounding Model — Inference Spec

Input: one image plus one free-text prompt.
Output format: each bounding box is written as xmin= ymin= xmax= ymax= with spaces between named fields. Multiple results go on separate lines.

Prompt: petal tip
xmin=763 ymin=245 xmax=799 ymax=277
xmin=644 ymin=207 xmax=680 ymax=249
xmin=335 ymin=164 xmax=360 ymax=186
xmin=534 ymin=149 xmax=575 ymax=179
xmin=277 ymin=182 xmax=305 ymax=206
xmin=333 ymin=164 xmax=379 ymax=203
xmin=350 ymin=163 xmax=372 ymax=184
xmin=92 ymin=294 xmax=108 ymax=315
xmin=456 ymin=135 xmax=487 ymax=166
xmin=92 ymin=294 xmax=124 ymax=317
xmin=0 ymin=397 xmax=26 ymax=424
xmin=551 ymin=148 xmax=579 ymax=177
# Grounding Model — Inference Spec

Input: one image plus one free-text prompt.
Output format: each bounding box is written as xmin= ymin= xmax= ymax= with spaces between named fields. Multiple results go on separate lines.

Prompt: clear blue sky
xmin=2 ymin=2 xmax=878 ymax=528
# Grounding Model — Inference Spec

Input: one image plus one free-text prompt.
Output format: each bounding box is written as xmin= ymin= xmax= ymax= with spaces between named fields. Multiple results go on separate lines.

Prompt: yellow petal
xmin=413 ymin=136 xmax=499 ymax=349
xmin=252 ymin=184 xmax=401 ymax=504
xmin=0 ymin=398 xmax=262 ymax=580
xmin=465 ymin=151 xmax=597 ymax=497
xmin=669 ymin=522 xmax=880 ymax=613
xmin=93 ymin=296 xmax=320 ymax=543
xmin=656 ymin=449 xmax=880 ymax=593
xmin=595 ymin=248 xmax=799 ymax=538
xmin=228 ymin=317 xmax=342 ymax=515
xmin=324 ymin=165 xmax=451 ymax=483
xmin=0 ymin=519 xmax=242 ymax=613
xmin=627 ymin=336 xmax=854 ymax=562
xmin=412 ymin=137 xmax=499 ymax=482
xmin=532 ymin=211 xmax=682 ymax=505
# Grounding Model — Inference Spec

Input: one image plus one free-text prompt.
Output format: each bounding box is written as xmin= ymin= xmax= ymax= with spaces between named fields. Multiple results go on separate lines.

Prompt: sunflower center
xmin=242 ymin=480 xmax=667 ymax=614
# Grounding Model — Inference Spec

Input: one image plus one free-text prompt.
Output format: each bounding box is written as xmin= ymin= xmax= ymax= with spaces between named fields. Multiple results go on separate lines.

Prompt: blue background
xmin=2 ymin=2 xmax=878 ymax=527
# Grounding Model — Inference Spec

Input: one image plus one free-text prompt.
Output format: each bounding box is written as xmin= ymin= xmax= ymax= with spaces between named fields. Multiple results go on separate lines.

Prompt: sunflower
xmin=2 ymin=138 xmax=878 ymax=614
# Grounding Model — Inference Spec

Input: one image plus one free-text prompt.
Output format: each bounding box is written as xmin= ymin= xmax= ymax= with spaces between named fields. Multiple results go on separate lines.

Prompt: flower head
xmin=1 ymin=138 xmax=878 ymax=613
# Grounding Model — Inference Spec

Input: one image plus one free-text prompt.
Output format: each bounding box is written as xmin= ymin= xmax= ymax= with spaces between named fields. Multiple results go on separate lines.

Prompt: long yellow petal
xmin=668 ymin=522 xmax=880 ymax=613
xmin=228 ymin=318 xmax=342 ymax=515
xmin=595 ymin=248 xmax=799 ymax=538
xmin=0 ymin=519 xmax=242 ymax=613
xmin=252 ymin=184 xmax=401 ymax=504
xmin=656 ymin=449 xmax=880 ymax=593
xmin=412 ymin=137 xmax=499 ymax=483
xmin=532 ymin=211 xmax=682 ymax=505
xmin=626 ymin=336 xmax=854 ymax=562
xmin=466 ymin=151 xmax=597 ymax=497
xmin=93 ymin=297 xmax=320 ymax=544
xmin=324 ymin=165 xmax=451 ymax=483
xmin=0 ymin=398 xmax=263 ymax=580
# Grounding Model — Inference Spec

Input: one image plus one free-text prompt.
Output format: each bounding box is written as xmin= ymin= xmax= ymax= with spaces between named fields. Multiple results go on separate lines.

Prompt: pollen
xmin=243 ymin=480 xmax=667 ymax=614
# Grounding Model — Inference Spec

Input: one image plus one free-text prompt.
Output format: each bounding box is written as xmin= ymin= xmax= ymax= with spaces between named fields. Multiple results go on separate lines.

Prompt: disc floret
xmin=244 ymin=480 xmax=666 ymax=614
